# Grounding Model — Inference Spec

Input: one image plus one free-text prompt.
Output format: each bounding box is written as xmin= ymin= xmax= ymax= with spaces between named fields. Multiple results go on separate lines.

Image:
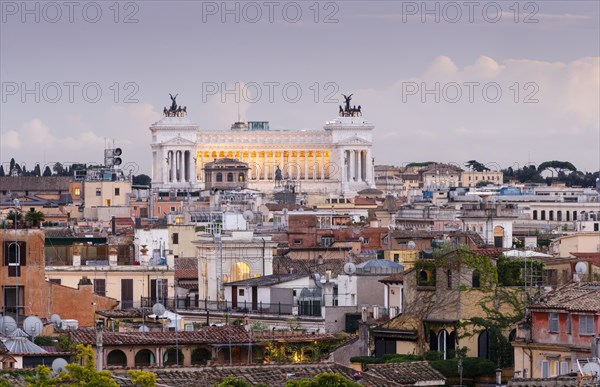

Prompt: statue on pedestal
xmin=338 ymin=94 xmax=362 ymax=117
xmin=163 ymin=93 xmax=188 ymax=117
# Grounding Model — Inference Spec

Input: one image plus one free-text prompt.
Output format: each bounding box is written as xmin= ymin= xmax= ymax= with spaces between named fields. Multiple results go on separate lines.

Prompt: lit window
xmin=74 ymin=188 xmax=81 ymax=196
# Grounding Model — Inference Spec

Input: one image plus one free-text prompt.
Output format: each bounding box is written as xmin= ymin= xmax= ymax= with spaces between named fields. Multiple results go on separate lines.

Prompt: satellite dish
xmin=0 ymin=316 xmax=17 ymax=335
xmin=138 ymin=325 xmax=150 ymax=332
xmin=358 ymin=237 xmax=365 ymax=243
xmin=243 ymin=210 xmax=255 ymax=222
xmin=344 ymin=262 xmax=357 ymax=275
xmin=575 ymin=261 xmax=588 ymax=274
xmin=582 ymin=362 xmax=600 ymax=375
xmin=24 ymin=316 xmax=44 ymax=337
xmin=407 ymin=241 xmax=416 ymax=250
xmin=51 ymin=358 xmax=68 ymax=375
xmin=50 ymin=314 xmax=62 ymax=328
xmin=152 ymin=303 xmax=166 ymax=317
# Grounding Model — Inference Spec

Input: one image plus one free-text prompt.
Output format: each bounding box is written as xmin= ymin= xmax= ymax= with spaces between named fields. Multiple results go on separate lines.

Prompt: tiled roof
xmin=366 ymin=361 xmax=446 ymax=385
xmin=112 ymin=363 xmax=396 ymax=386
xmin=175 ymin=257 xmax=198 ymax=279
xmin=529 ymin=282 xmax=600 ymax=312
xmin=379 ymin=272 xmax=404 ymax=283
xmin=69 ymin=326 xmax=252 ymax=346
xmin=96 ymin=308 xmax=152 ymax=319
xmin=273 ymin=255 xmax=370 ymax=276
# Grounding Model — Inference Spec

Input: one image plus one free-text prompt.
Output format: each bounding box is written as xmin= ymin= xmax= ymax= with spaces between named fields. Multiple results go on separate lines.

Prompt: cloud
xmin=354 ymin=55 xmax=599 ymax=169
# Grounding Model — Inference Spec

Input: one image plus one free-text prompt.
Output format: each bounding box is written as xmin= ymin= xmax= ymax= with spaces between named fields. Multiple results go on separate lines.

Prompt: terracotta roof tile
xmin=529 ymin=282 xmax=600 ymax=312
xmin=69 ymin=326 xmax=251 ymax=346
xmin=175 ymin=257 xmax=198 ymax=279
xmin=367 ymin=361 xmax=446 ymax=385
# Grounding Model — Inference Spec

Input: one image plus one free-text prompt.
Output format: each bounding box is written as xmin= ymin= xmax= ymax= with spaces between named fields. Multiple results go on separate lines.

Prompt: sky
xmin=1 ymin=0 xmax=599 ymax=176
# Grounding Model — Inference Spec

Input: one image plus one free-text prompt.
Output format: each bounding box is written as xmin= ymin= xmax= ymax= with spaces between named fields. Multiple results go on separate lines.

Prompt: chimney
xmin=108 ymin=246 xmax=117 ymax=266
xmin=78 ymin=276 xmax=93 ymax=291
xmin=73 ymin=243 xmax=82 ymax=266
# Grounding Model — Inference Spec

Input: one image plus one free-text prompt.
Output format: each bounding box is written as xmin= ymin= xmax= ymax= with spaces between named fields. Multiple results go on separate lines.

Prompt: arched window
xmin=216 ymin=172 xmax=223 ymax=182
xmin=163 ymin=347 xmax=184 ymax=365
xmin=107 ymin=349 xmax=127 ymax=366
xmin=191 ymin=347 xmax=212 ymax=365
xmin=478 ymin=331 xmax=489 ymax=359
xmin=472 ymin=270 xmax=481 ymax=288
xmin=227 ymin=172 xmax=234 ymax=182
xmin=231 ymin=261 xmax=251 ymax=282
xmin=239 ymin=172 xmax=245 ymax=182
xmin=532 ymin=210 xmax=538 ymax=220
xmin=438 ymin=330 xmax=448 ymax=359
xmin=134 ymin=349 xmax=155 ymax=366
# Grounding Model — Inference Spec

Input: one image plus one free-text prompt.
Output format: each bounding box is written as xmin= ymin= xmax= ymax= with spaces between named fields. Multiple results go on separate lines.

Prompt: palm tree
xmin=25 ymin=209 xmax=45 ymax=228
xmin=6 ymin=210 xmax=22 ymax=224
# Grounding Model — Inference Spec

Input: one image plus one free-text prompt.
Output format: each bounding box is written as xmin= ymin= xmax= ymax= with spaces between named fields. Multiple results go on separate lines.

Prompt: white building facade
xmin=150 ymin=104 xmax=376 ymax=195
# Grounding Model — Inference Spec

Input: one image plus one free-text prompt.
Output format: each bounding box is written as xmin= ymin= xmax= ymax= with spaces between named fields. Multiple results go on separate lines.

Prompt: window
xmin=115 ymin=187 xmax=120 ymax=196
xmin=3 ymin=242 xmax=26 ymax=277
xmin=548 ymin=312 xmax=559 ymax=332
xmin=216 ymin=172 xmax=223 ymax=182
xmin=579 ymin=315 xmax=594 ymax=335
xmin=227 ymin=172 xmax=234 ymax=182
xmin=393 ymin=253 xmax=400 ymax=263
xmin=567 ymin=314 xmax=572 ymax=334
xmin=321 ymin=236 xmax=333 ymax=247
xmin=293 ymin=239 xmax=302 ymax=245
xmin=49 ymin=278 xmax=61 ymax=285
xmin=172 ymin=233 xmax=179 ymax=245
xmin=239 ymin=288 xmax=245 ymax=297
xmin=74 ymin=188 xmax=81 ymax=196
xmin=560 ymin=361 xmax=570 ymax=375
xmin=96 ymin=188 xmax=101 ymax=196
xmin=105 ymin=199 xmax=111 ymax=206
xmin=2 ymin=286 xmax=24 ymax=316
xmin=150 ymin=279 xmax=168 ymax=304
xmin=472 ymin=270 xmax=481 ymax=288
xmin=93 ymin=279 xmax=106 ymax=297
xmin=541 ymin=360 xmax=550 ymax=378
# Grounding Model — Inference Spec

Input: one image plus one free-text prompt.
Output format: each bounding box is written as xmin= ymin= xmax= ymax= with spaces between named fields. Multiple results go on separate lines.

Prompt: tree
xmin=25 ymin=209 xmax=45 ymax=227
xmin=53 ymin=162 xmax=64 ymax=176
xmin=465 ymin=160 xmax=490 ymax=172
xmin=6 ymin=210 xmax=22 ymax=223
xmin=0 ymin=165 xmax=4 ymax=176
xmin=24 ymin=345 xmax=118 ymax=387
xmin=285 ymin=373 xmax=361 ymax=387
xmin=9 ymin=158 xmax=15 ymax=173
xmin=127 ymin=370 xmax=157 ymax=387
xmin=33 ymin=164 xmax=41 ymax=176
xmin=42 ymin=166 xmax=52 ymax=177
xmin=218 ymin=377 xmax=252 ymax=387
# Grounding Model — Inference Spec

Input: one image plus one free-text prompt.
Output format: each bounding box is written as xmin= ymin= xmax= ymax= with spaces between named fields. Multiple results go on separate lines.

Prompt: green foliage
xmin=25 ymin=209 xmax=45 ymax=227
xmin=406 ymin=162 xmax=436 ymax=168
xmin=537 ymin=160 xmax=576 ymax=173
xmin=6 ymin=210 xmax=22 ymax=222
xmin=24 ymin=365 xmax=55 ymax=387
xmin=423 ymin=350 xmax=444 ymax=360
xmin=0 ymin=377 xmax=11 ymax=387
xmin=497 ymin=256 xmax=543 ymax=287
xmin=465 ymin=160 xmax=490 ymax=172
xmin=42 ymin=166 xmax=52 ymax=176
xmin=350 ymin=353 xmax=423 ymax=364
xmin=56 ymin=334 xmax=77 ymax=353
xmin=429 ymin=357 xmax=496 ymax=378
xmin=217 ymin=377 xmax=252 ymax=387
xmin=414 ymin=260 xmax=437 ymax=286
xmin=285 ymin=373 xmax=361 ymax=387
xmin=128 ymin=370 xmax=157 ymax=387
xmin=33 ymin=335 xmax=56 ymax=346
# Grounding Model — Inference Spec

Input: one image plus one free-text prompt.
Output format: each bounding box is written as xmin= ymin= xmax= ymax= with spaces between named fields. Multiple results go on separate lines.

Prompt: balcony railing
xmin=140 ymin=297 xmax=322 ymax=317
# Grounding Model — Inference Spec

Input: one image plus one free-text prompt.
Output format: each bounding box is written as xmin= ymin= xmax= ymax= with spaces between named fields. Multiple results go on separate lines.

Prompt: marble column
xmin=357 ymin=150 xmax=362 ymax=182
xmin=170 ymin=151 xmax=176 ymax=183
xmin=321 ymin=150 xmax=325 ymax=180
xmin=339 ymin=149 xmax=346 ymax=183
xmin=349 ymin=150 xmax=355 ymax=182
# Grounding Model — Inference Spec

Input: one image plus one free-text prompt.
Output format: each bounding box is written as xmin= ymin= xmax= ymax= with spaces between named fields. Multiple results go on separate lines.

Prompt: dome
xmin=356 ymin=259 xmax=404 ymax=274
